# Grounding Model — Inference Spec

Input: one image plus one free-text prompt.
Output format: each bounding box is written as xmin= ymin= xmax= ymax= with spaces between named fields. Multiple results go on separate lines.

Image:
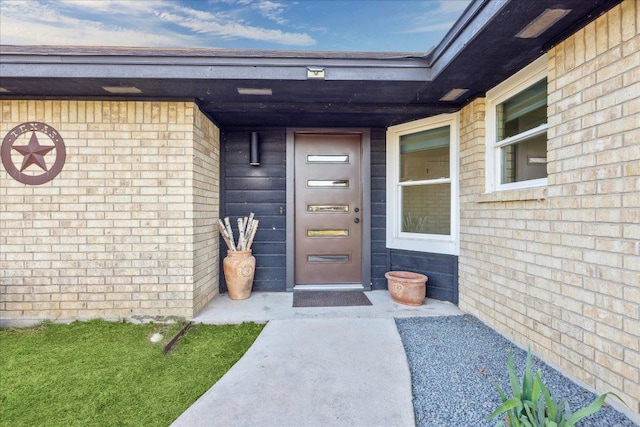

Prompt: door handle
xmin=354 ymin=218 xmax=360 ymax=224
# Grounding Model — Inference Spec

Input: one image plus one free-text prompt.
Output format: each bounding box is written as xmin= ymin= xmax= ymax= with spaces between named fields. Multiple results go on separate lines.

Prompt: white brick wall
xmin=459 ymin=1 xmax=640 ymax=417
xmin=0 ymin=101 xmax=220 ymax=323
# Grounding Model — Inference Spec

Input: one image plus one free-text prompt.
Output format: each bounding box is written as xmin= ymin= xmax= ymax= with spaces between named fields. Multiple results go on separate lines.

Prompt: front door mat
xmin=293 ymin=291 xmax=372 ymax=308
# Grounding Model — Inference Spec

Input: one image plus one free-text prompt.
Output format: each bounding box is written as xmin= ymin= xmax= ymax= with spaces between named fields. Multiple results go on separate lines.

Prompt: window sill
xmin=387 ymin=237 xmax=458 ymax=256
xmin=478 ymin=186 xmax=546 ymax=203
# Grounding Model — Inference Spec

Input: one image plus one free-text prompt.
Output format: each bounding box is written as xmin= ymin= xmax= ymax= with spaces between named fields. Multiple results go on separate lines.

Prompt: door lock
xmin=354 ymin=218 xmax=360 ymax=224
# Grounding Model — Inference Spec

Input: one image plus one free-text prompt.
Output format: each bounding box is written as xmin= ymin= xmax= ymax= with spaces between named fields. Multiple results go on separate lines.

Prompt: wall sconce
xmin=250 ymin=132 xmax=260 ymax=166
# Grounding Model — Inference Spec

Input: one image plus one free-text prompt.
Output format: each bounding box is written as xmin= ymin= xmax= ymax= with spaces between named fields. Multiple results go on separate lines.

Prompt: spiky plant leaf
xmin=489 ymin=397 xmax=523 ymax=421
xmin=489 ymin=349 xmax=625 ymax=427
xmin=531 ymin=369 xmax=542 ymax=405
xmin=534 ymin=396 xmax=548 ymax=427
xmin=521 ymin=402 xmax=536 ymax=427
xmin=522 ymin=350 xmax=534 ymax=400
xmin=493 ymin=380 xmax=509 ymax=401
xmin=540 ymin=379 xmax=557 ymax=421
xmin=565 ymin=392 xmax=624 ymax=425
xmin=508 ymin=352 xmax=522 ymax=398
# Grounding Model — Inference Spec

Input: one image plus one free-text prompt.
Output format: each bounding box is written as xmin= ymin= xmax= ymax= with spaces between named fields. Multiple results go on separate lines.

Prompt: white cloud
xmin=0 ymin=0 xmax=315 ymax=47
xmin=255 ymin=0 xmax=289 ymax=25
xmin=56 ymin=0 xmax=166 ymax=14
xmin=0 ymin=18 xmax=194 ymax=47
xmin=157 ymin=5 xmax=315 ymax=45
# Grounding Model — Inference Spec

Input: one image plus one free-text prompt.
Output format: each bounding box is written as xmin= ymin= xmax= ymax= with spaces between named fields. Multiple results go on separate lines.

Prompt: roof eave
xmin=0 ymin=45 xmax=432 ymax=82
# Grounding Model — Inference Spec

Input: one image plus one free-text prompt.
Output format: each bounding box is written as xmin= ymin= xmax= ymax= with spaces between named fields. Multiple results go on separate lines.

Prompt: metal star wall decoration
xmin=13 ymin=132 xmax=56 ymax=171
xmin=1 ymin=122 xmax=66 ymax=185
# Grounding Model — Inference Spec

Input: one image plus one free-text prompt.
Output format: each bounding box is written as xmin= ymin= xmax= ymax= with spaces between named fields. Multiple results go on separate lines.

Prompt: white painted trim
xmin=399 ymin=177 xmax=452 ymax=187
xmin=495 ymin=123 xmax=547 ymax=148
xmin=496 ymin=177 xmax=548 ymax=191
xmin=485 ymin=55 xmax=548 ymax=193
xmin=386 ymin=113 xmax=460 ymax=255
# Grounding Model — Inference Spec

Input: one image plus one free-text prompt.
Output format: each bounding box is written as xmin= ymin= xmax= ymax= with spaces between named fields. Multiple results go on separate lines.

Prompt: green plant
xmin=488 ymin=349 xmax=623 ymax=427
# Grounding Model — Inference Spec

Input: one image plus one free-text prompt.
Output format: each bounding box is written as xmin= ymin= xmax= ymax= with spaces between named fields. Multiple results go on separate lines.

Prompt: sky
xmin=0 ymin=0 xmax=472 ymax=53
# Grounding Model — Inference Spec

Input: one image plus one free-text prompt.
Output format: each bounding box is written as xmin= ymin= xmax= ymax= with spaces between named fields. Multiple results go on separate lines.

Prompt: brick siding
xmin=0 ymin=101 xmax=220 ymax=323
xmin=459 ymin=1 xmax=639 ymax=416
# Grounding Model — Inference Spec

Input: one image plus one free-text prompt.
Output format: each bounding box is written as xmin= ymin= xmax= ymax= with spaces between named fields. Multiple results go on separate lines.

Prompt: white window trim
xmin=386 ymin=113 xmax=459 ymax=255
xmin=485 ymin=55 xmax=548 ymax=193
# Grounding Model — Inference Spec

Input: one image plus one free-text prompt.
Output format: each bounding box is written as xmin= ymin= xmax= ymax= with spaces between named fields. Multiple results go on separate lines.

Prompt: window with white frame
xmin=486 ymin=55 xmax=548 ymax=192
xmin=386 ymin=114 xmax=459 ymax=255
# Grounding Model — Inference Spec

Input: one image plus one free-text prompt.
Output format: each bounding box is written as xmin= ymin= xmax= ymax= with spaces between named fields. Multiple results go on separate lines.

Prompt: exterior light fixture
xmin=516 ymin=9 xmax=571 ymax=39
xmin=237 ymin=88 xmax=272 ymax=96
xmin=250 ymin=132 xmax=260 ymax=166
xmin=439 ymin=88 xmax=469 ymax=102
xmin=102 ymin=86 xmax=142 ymax=94
xmin=307 ymin=67 xmax=325 ymax=79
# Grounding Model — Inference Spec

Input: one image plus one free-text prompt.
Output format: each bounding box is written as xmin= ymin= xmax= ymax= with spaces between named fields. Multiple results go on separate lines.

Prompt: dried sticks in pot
xmin=217 ymin=213 xmax=259 ymax=252
xmin=217 ymin=218 xmax=236 ymax=251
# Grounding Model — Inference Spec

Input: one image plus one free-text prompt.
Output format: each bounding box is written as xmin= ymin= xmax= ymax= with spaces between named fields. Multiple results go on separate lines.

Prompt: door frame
xmin=286 ymin=128 xmax=371 ymax=291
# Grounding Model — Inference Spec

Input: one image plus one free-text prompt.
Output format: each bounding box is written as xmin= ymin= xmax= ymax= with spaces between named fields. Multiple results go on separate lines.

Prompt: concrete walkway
xmin=171 ymin=291 xmax=464 ymax=427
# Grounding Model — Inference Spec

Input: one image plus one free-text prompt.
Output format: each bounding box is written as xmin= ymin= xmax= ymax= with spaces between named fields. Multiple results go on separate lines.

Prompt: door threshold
xmin=293 ymin=284 xmax=365 ymax=292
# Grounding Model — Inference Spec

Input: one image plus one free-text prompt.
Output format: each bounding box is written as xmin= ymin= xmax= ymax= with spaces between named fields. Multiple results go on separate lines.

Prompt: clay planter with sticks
xmin=217 ymin=214 xmax=259 ymax=300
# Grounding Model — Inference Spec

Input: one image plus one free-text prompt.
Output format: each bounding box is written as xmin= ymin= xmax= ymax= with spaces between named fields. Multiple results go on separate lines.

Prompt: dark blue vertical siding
xmin=389 ymin=250 xmax=458 ymax=304
xmin=221 ymin=128 xmax=287 ymax=292
xmin=370 ymin=129 xmax=389 ymax=290
xmin=220 ymin=127 xmax=458 ymax=304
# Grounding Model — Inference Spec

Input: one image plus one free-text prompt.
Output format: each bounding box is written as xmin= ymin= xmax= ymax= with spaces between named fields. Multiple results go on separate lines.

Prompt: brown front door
xmin=294 ymin=133 xmax=362 ymax=285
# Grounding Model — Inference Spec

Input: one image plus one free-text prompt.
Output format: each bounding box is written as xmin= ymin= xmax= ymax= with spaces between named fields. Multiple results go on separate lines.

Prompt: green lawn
xmin=0 ymin=320 xmax=264 ymax=427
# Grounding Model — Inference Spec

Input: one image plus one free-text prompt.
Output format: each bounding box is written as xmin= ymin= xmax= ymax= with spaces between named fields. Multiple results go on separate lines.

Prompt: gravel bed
xmin=396 ymin=315 xmax=636 ymax=427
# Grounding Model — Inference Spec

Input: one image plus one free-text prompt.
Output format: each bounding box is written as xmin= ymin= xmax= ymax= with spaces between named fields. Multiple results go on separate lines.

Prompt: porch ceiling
xmin=0 ymin=0 xmax=619 ymax=128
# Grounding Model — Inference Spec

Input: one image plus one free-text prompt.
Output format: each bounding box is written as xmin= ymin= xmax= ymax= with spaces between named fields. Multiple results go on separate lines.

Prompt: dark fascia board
xmin=427 ymin=0 xmax=506 ymax=79
xmin=426 ymin=0 xmax=491 ymax=65
xmin=0 ymin=45 xmax=425 ymax=59
xmin=0 ymin=46 xmax=431 ymax=82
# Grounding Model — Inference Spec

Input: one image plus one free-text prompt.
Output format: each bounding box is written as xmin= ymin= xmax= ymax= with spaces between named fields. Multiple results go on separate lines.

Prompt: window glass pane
xmin=307 ymin=155 xmax=349 ymax=163
xmin=308 ymin=255 xmax=350 ymax=263
xmin=400 ymin=126 xmax=450 ymax=182
xmin=501 ymin=132 xmax=548 ymax=184
xmin=307 ymin=180 xmax=349 ymax=188
xmin=401 ymin=184 xmax=450 ymax=235
xmin=497 ymin=79 xmax=547 ymax=140
xmin=307 ymin=205 xmax=349 ymax=213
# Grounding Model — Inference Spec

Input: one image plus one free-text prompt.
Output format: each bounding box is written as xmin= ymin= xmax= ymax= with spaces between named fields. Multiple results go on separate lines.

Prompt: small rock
xmin=150 ymin=333 xmax=163 ymax=343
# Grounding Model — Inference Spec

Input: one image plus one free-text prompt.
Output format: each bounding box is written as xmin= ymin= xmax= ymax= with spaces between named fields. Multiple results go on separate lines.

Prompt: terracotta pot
xmin=223 ymin=250 xmax=256 ymax=300
xmin=385 ymin=271 xmax=427 ymax=306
